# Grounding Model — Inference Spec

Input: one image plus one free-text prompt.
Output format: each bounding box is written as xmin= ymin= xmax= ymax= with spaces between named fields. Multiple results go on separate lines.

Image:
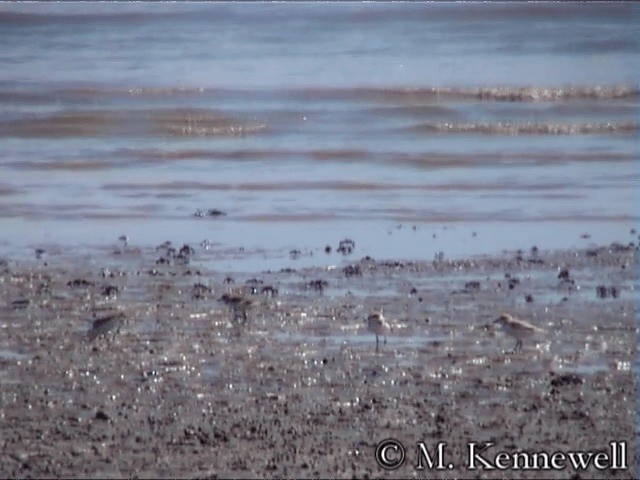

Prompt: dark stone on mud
xmin=343 ymin=264 xmax=361 ymax=277
xmin=11 ymin=298 xmax=30 ymax=309
xmin=508 ymin=277 xmax=520 ymax=290
xmin=207 ymin=209 xmax=227 ymax=217
xmin=290 ymin=249 xmax=302 ymax=259
xmin=67 ymin=279 xmax=94 ymax=288
xmin=220 ymin=293 xmax=248 ymax=306
xmin=176 ymin=253 xmax=190 ymax=265
xmin=193 ymin=208 xmax=227 ymax=218
xmin=525 ymin=294 xmax=534 ymax=303
xmin=95 ymin=410 xmax=110 ymax=421
xmin=306 ymin=279 xmax=328 ymax=291
xmin=261 ymin=285 xmax=278 ymax=297
xmin=156 ymin=257 xmax=171 ymax=266
xmin=101 ymin=285 xmax=118 ymax=297
xmin=550 ymin=372 xmax=584 ymax=388
xmin=192 ymin=283 xmax=212 ymax=299
xmin=337 ymin=239 xmax=355 ymax=255
xmin=558 ymin=268 xmax=570 ymax=281
xmin=381 ymin=260 xmax=405 ymax=268
xmin=101 ymin=268 xmax=113 ymax=278
xmin=155 ymin=241 xmax=172 ymax=253
xmin=324 ymin=245 xmax=332 ymax=254
xmin=464 ymin=281 xmax=480 ymax=293
xmin=596 ymin=285 xmax=619 ymax=299
xmin=609 ymin=242 xmax=633 ymax=253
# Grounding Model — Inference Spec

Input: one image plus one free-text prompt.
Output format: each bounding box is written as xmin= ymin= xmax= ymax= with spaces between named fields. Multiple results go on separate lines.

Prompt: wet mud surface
xmin=0 ymin=242 xmax=637 ymax=478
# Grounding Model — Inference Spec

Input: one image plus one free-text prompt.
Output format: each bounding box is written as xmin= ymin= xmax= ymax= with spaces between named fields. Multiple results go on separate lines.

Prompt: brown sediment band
xmin=406 ymin=121 xmax=637 ymax=135
xmin=0 ymin=184 xmax=24 ymax=196
xmin=5 ymin=160 xmax=109 ymax=171
xmin=110 ymin=148 xmax=634 ymax=167
xmin=99 ymin=179 xmax=588 ymax=193
xmin=293 ymin=85 xmax=639 ymax=102
xmin=0 ymin=84 xmax=636 ymax=104
xmin=0 ymin=108 xmax=266 ymax=138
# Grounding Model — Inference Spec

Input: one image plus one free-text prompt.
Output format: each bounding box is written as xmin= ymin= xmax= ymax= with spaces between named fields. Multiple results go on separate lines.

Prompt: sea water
xmin=0 ymin=3 xmax=638 ymax=271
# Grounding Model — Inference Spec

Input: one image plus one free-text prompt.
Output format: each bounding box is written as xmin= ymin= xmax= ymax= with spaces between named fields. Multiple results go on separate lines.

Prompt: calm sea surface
xmin=0 ymin=3 xmax=639 ymax=270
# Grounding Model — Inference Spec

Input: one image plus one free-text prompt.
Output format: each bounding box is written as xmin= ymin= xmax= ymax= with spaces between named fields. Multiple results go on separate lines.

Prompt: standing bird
xmin=367 ymin=310 xmax=391 ymax=349
xmin=87 ymin=312 xmax=125 ymax=342
xmin=493 ymin=313 xmax=544 ymax=353
xmin=220 ymin=291 xmax=252 ymax=325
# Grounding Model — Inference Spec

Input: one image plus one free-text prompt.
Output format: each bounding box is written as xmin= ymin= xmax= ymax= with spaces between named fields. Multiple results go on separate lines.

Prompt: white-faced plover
xmin=367 ymin=309 xmax=391 ymax=349
xmin=494 ymin=312 xmax=544 ymax=353
xmin=87 ymin=312 xmax=125 ymax=342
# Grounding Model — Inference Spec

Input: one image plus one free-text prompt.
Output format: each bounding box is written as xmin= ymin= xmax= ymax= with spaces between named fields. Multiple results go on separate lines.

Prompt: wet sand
xmin=0 ymin=241 xmax=637 ymax=479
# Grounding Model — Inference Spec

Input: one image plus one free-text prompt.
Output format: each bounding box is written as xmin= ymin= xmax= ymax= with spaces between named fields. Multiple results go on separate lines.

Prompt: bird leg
xmin=513 ymin=338 xmax=522 ymax=353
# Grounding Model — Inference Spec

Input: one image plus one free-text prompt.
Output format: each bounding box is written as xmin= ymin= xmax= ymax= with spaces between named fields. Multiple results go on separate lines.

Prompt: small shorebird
xmin=367 ymin=310 xmax=390 ymax=348
xmin=493 ymin=313 xmax=544 ymax=353
xmin=87 ymin=312 xmax=125 ymax=342
xmin=220 ymin=292 xmax=252 ymax=324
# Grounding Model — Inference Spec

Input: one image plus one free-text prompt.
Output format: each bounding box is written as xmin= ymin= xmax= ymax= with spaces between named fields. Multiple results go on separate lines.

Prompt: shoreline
xmin=2 ymin=218 xmax=638 ymax=275
xmin=0 ymin=241 xmax=637 ymax=478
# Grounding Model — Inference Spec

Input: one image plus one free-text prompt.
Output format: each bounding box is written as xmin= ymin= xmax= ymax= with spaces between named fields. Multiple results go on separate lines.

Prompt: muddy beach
xmin=0 ymin=240 xmax=637 ymax=479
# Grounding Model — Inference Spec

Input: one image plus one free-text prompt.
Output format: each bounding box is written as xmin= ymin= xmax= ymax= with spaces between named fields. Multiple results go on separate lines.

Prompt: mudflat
xmin=0 ymin=241 xmax=637 ymax=479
